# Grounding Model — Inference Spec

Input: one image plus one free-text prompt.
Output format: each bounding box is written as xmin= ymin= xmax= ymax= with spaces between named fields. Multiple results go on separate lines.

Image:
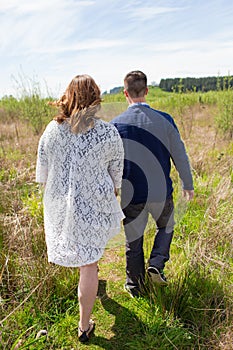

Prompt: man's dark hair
xmin=124 ymin=70 xmax=147 ymax=98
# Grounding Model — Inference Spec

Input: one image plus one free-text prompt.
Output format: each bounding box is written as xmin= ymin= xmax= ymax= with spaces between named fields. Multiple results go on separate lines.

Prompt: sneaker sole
xmin=124 ymin=285 xmax=141 ymax=298
xmin=124 ymin=285 xmax=134 ymax=298
xmin=148 ymin=272 xmax=168 ymax=285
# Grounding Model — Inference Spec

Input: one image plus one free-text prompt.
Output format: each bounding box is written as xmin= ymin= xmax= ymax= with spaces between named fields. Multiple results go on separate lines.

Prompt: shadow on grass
xmin=90 ymin=279 xmax=145 ymax=350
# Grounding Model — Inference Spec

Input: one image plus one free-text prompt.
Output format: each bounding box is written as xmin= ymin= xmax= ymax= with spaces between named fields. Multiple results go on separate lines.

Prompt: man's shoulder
xmin=146 ymin=107 xmax=173 ymax=121
xmin=149 ymin=108 xmax=177 ymax=129
xmin=110 ymin=106 xmax=177 ymax=133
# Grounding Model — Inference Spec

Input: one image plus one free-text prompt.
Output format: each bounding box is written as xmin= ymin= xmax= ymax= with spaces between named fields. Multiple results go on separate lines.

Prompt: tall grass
xmin=215 ymin=90 xmax=233 ymax=137
xmin=0 ymin=85 xmax=232 ymax=349
xmin=0 ymin=74 xmax=55 ymax=134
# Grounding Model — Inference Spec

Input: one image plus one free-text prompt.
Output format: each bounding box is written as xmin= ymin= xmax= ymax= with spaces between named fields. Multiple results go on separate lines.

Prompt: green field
xmin=0 ymin=87 xmax=232 ymax=349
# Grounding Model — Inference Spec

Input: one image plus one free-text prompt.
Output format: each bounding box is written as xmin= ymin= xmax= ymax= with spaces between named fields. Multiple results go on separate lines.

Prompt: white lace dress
xmin=36 ymin=119 xmax=125 ymax=267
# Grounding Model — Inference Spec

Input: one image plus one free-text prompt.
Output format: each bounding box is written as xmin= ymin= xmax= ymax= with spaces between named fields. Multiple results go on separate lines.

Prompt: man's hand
xmin=183 ymin=189 xmax=194 ymax=201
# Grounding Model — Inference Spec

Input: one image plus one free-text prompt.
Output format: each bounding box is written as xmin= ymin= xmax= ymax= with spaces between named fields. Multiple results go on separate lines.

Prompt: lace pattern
xmin=36 ymin=119 xmax=124 ymax=267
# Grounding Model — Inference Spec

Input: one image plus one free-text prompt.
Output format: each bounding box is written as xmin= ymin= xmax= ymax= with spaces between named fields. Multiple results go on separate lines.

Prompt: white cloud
xmin=0 ymin=0 xmax=233 ymax=97
xmin=147 ymin=39 xmax=233 ymax=54
xmin=128 ymin=6 xmax=186 ymax=20
xmin=0 ymin=0 xmax=88 ymax=55
xmin=0 ymin=0 xmax=109 ymax=60
xmin=0 ymin=0 xmax=95 ymax=14
xmin=0 ymin=0 xmax=55 ymax=14
xmin=27 ymin=39 xmax=127 ymax=55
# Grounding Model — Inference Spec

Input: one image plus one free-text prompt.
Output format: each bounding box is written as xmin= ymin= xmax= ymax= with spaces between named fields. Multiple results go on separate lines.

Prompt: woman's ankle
xmin=78 ymin=321 xmax=90 ymax=332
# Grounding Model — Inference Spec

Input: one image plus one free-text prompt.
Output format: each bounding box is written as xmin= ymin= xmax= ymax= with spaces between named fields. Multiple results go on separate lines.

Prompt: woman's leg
xmin=78 ymin=262 xmax=99 ymax=331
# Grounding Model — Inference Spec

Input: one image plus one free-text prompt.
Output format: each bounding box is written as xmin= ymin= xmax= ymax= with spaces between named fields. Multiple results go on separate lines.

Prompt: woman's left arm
xmin=36 ymin=133 xmax=48 ymax=184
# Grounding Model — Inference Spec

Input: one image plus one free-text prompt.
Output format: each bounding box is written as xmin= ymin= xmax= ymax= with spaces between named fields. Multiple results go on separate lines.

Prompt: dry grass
xmin=0 ymin=103 xmax=232 ymax=349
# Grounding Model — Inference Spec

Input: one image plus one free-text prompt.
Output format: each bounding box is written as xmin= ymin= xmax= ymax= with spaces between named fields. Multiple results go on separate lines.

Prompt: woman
xmin=36 ymin=74 xmax=124 ymax=342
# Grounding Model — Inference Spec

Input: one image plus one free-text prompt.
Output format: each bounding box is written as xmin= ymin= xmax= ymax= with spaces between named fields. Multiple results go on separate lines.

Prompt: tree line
xmin=159 ymin=75 xmax=233 ymax=92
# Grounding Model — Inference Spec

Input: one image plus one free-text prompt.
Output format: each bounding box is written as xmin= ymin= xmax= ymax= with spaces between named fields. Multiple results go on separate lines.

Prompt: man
xmin=111 ymin=71 xmax=194 ymax=297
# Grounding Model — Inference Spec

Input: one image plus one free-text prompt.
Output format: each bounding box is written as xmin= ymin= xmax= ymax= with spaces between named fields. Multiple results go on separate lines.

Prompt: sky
xmin=0 ymin=0 xmax=233 ymax=97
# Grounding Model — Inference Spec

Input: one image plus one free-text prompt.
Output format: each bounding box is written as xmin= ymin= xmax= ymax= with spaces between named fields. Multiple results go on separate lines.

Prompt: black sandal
xmin=78 ymin=319 xmax=95 ymax=342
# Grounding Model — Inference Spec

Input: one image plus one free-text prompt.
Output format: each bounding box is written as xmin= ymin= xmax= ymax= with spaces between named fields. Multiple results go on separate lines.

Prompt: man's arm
xmin=169 ymin=124 xmax=194 ymax=198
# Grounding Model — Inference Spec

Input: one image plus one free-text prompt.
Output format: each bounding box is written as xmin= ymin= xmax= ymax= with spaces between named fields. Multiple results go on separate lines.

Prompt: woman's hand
xmin=114 ymin=188 xmax=119 ymax=196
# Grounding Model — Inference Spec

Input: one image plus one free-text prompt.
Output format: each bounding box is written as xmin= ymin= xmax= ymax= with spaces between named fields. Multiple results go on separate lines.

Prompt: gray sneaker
xmin=147 ymin=266 xmax=168 ymax=285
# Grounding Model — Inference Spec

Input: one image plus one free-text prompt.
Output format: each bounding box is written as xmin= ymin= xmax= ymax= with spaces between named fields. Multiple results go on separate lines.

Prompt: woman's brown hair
xmin=51 ymin=74 xmax=101 ymax=134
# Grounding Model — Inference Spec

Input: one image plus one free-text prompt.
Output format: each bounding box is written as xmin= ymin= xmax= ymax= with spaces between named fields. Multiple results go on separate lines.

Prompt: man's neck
xmin=127 ymin=96 xmax=147 ymax=105
xmin=131 ymin=97 xmax=146 ymax=103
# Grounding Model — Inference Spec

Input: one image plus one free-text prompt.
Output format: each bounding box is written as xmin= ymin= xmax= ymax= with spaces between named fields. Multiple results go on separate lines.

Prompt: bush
xmin=216 ymin=90 xmax=233 ymax=138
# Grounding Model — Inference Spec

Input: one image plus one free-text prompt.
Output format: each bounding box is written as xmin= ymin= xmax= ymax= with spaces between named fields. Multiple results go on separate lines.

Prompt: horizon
xmin=0 ymin=0 xmax=233 ymax=98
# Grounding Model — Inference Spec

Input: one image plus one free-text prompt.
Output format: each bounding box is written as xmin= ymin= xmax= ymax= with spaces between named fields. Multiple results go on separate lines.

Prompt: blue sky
xmin=0 ymin=0 xmax=233 ymax=97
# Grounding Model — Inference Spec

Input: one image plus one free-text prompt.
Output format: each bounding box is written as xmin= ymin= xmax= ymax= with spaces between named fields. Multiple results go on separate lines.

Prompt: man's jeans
xmin=123 ymin=198 xmax=175 ymax=289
